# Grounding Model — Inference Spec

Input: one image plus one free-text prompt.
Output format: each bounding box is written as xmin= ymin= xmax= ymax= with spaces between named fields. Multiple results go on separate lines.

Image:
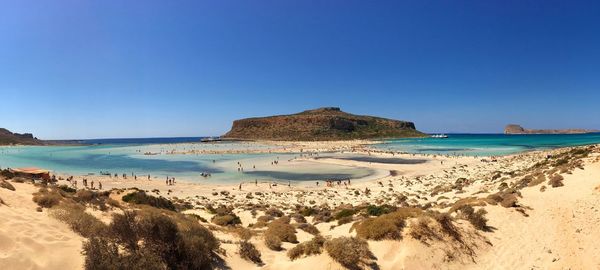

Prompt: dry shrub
xmin=264 ymin=218 xmax=297 ymax=244
xmin=50 ymin=203 xmax=108 ymax=238
xmin=0 ymin=179 xmax=15 ymax=191
xmin=324 ymin=237 xmax=373 ymax=269
xmin=549 ymin=174 xmax=564 ymax=188
xmin=287 ymin=235 xmax=325 ymax=260
xmin=264 ymin=233 xmax=282 ymax=251
xmin=449 ymin=197 xmax=487 ymax=212
xmin=433 ymin=212 xmax=461 ymax=241
xmin=297 ymin=223 xmax=320 ymax=235
xmin=211 ymin=214 xmax=241 ymax=226
xmin=290 ymin=213 xmax=307 ymax=223
xmin=337 ymin=216 xmax=353 ymax=225
xmin=457 ymin=205 xmax=488 ymax=231
xmin=334 ymin=208 xmax=356 ymax=220
xmin=83 ymin=210 xmax=219 ymax=270
xmin=239 ymin=241 xmax=262 ymax=265
xmin=409 ymin=216 xmax=440 ymax=242
xmin=354 ymin=208 xmax=422 ymax=240
xmin=500 ymin=194 xmax=518 ymax=208
xmin=266 ymin=207 xmax=284 ymax=217
xmin=527 ymin=174 xmax=546 ymax=187
xmin=232 ymin=226 xmax=253 ymax=241
xmin=33 ymin=188 xmax=63 ymax=208
xmin=254 ymin=215 xmax=273 ymax=227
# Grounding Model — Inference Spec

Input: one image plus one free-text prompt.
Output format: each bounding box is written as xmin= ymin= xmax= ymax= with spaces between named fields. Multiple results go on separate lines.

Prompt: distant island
xmin=0 ymin=128 xmax=44 ymax=145
xmin=504 ymin=124 xmax=599 ymax=135
xmin=223 ymin=107 xmax=425 ymax=141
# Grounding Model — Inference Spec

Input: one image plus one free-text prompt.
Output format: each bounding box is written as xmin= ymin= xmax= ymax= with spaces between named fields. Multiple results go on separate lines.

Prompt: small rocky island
xmin=0 ymin=128 xmax=44 ymax=145
xmin=504 ymin=124 xmax=599 ymax=135
xmin=223 ymin=107 xmax=425 ymax=141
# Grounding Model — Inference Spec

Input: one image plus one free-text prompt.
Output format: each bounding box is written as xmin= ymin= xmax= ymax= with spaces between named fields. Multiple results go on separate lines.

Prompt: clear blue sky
xmin=1 ymin=1 xmax=599 ymax=139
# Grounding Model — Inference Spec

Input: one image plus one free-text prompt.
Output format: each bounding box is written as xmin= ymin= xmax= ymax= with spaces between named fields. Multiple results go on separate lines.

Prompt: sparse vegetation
xmin=549 ymin=174 xmax=564 ymax=187
xmin=122 ymin=190 xmax=176 ymax=211
xmin=297 ymin=223 xmax=320 ymax=235
xmin=287 ymin=235 xmax=325 ymax=260
xmin=239 ymin=241 xmax=262 ymax=265
xmin=354 ymin=208 xmax=422 ymax=240
xmin=324 ymin=237 xmax=373 ymax=269
xmin=366 ymin=204 xmax=396 ymax=216
xmin=50 ymin=203 xmax=108 ymax=238
xmin=264 ymin=233 xmax=282 ymax=251
xmin=32 ymin=188 xmax=63 ymax=208
xmin=457 ymin=205 xmax=488 ymax=231
xmin=83 ymin=210 xmax=219 ymax=270
xmin=264 ymin=217 xmax=297 ymax=244
xmin=0 ymin=179 xmax=15 ymax=191
xmin=211 ymin=214 xmax=242 ymax=226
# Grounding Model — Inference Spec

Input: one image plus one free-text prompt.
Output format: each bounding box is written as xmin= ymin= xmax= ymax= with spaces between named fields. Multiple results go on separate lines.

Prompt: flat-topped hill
xmin=223 ymin=107 xmax=425 ymax=141
xmin=504 ymin=124 xmax=599 ymax=135
xmin=0 ymin=128 xmax=44 ymax=145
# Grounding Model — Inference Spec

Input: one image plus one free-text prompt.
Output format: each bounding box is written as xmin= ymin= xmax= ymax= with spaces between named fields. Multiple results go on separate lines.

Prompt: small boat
xmin=200 ymin=137 xmax=222 ymax=143
xmin=431 ymin=134 xmax=449 ymax=139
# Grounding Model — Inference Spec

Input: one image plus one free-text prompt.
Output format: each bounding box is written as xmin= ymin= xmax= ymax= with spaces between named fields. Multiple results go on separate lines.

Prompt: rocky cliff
xmin=504 ymin=124 xmax=599 ymax=135
xmin=223 ymin=107 xmax=425 ymax=141
xmin=0 ymin=128 xmax=44 ymax=145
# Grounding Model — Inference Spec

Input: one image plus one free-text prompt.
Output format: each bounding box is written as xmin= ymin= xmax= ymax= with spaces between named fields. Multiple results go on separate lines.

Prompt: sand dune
xmin=0 ymin=183 xmax=84 ymax=270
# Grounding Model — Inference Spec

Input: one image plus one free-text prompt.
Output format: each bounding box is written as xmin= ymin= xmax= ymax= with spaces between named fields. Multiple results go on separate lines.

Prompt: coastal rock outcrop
xmin=223 ymin=107 xmax=425 ymax=141
xmin=0 ymin=128 xmax=43 ymax=145
xmin=504 ymin=124 xmax=599 ymax=135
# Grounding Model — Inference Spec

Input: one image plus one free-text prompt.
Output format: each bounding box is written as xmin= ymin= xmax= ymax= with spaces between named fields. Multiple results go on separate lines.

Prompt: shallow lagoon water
xmin=0 ymin=143 xmax=375 ymax=183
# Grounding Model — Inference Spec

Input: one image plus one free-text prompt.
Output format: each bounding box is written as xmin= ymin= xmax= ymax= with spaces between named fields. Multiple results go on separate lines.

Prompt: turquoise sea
xmin=0 ymin=141 xmax=374 ymax=183
xmin=375 ymin=133 xmax=600 ymax=156
xmin=1 ymin=134 xmax=599 ymax=182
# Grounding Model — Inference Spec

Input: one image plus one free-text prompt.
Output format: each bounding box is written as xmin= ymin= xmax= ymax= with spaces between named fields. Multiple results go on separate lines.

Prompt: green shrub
xmin=122 ymin=191 xmax=175 ymax=211
xmin=334 ymin=208 xmax=355 ymax=220
xmin=57 ymin=184 xmax=76 ymax=193
xmin=337 ymin=216 xmax=353 ymax=225
xmin=366 ymin=204 xmax=396 ymax=216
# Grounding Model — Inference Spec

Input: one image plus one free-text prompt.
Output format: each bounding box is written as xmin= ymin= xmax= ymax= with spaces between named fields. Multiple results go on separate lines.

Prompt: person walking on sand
xmin=91 ymin=180 xmax=94 ymax=189
xmin=239 ymin=183 xmax=242 ymax=190
xmin=99 ymin=181 xmax=102 ymax=190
